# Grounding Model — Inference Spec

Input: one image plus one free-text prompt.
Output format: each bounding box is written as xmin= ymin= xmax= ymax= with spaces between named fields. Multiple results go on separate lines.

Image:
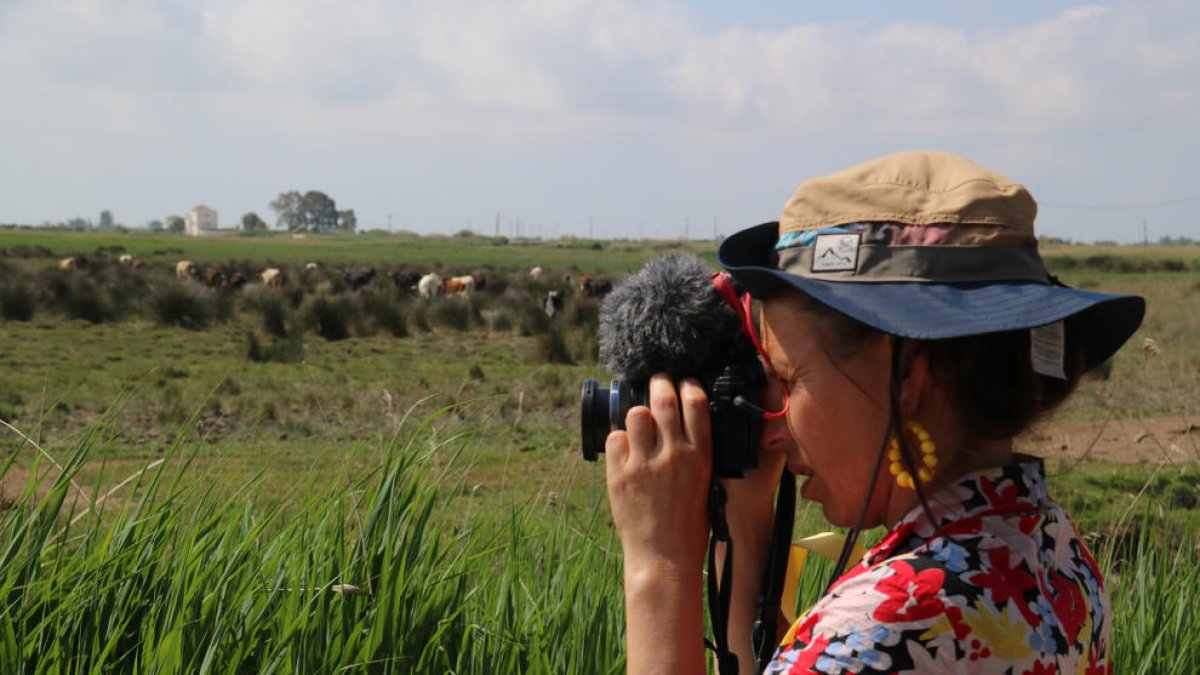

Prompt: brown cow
xmin=579 ymin=275 xmax=612 ymax=298
xmin=225 ymin=272 xmax=248 ymax=290
xmin=442 ymin=275 xmax=475 ymax=296
xmin=201 ymin=267 xmax=225 ymax=288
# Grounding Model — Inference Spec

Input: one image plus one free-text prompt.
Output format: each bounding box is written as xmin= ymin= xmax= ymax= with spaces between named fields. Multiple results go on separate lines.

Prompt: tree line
xmin=48 ymin=190 xmax=357 ymax=235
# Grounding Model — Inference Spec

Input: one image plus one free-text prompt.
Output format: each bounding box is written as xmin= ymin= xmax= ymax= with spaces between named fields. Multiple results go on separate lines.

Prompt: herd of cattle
xmin=53 ymin=255 xmax=614 ymax=318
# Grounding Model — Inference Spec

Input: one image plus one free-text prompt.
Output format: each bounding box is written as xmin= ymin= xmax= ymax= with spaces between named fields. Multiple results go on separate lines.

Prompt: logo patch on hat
xmin=812 ymin=233 xmax=860 ymax=272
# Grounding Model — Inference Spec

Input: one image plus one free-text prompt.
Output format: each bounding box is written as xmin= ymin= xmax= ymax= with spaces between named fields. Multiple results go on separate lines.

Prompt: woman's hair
xmin=773 ymin=289 xmax=1087 ymax=439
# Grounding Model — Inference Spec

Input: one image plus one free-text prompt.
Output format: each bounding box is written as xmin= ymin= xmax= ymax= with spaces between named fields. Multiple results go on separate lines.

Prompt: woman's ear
xmin=898 ymin=342 xmax=930 ymax=417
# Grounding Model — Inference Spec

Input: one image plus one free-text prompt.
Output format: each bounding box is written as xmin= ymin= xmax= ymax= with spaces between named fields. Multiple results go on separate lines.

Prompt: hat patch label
xmin=812 ymin=233 xmax=860 ymax=272
xmin=1031 ymin=321 xmax=1067 ymax=380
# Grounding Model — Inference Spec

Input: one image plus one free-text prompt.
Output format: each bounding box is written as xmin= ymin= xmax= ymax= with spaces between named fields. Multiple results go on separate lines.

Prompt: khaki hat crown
xmin=780 ymin=150 xmax=1038 ymax=233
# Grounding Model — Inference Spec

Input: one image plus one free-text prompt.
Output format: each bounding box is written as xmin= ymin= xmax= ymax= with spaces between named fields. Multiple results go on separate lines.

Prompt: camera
xmin=580 ymin=356 xmax=767 ymax=478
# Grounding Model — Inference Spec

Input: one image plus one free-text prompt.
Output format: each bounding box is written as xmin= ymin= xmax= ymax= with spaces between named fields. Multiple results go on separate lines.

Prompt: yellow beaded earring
xmin=888 ymin=420 xmax=937 ymax=490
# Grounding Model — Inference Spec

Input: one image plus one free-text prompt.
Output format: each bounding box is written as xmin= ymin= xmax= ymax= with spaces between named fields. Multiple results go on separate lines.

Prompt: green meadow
xmin=1 ymin=228 xmax=1198 ymax=672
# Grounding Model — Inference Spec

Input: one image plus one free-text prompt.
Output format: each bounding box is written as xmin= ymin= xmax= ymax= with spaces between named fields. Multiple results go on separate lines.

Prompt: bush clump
xmin=146 ymin=280 xmax=213 ymax=330
xmin=245 ymin=331 xmax=305 ymax=363
xmin=537 ymin=326 xmax=575 ymax=365
xmin=0 ymin=281 xmax=36 ymax=321
xmin=360 ymin=290 xmax=408 ymax=338
xmin=429 ymin=298 xmax=474 ymax=332
xmin=303 ymin=295 xmax=360 ymax=341
xmin=243 ymin=288 xmax=292 ymax=337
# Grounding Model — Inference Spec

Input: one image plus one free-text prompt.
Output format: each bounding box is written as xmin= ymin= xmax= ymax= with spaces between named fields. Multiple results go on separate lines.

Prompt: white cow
xmin=175 ymin=260 xmax=197 ymax=279
xmin=529 ymin=266 xmax=545 ymax=281
xmin=118 ymin=254 xmax=133 ymax=265
xmin=417 ymin=273 xmax=443 ymax=299
xmin=260 ymin=267 xmax=283 ymax=288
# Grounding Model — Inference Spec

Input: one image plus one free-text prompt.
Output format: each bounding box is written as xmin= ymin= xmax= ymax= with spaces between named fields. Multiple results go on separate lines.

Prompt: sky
xmin=1 ymin=0 xmax=1197 ymax=242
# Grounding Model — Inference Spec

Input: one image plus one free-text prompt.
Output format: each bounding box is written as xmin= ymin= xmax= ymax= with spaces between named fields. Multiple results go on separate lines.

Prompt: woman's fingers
xmin=606 ymin=374 xmax=714 ymax=480
xmin=678 ymin=378 xmax=710 ymax=451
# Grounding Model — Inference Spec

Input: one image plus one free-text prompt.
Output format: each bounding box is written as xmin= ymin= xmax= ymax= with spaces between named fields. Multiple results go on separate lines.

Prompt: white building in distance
xmin=184 ymin=205 xmax=219 ymax=236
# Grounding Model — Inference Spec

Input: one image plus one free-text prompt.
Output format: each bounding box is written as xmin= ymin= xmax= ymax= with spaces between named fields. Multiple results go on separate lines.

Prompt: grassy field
xmin=2 ymin=228 xmax=1199 ymax=672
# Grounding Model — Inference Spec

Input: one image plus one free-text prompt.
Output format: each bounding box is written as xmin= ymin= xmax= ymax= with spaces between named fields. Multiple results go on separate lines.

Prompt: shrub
xmin=408 ymin=302 xmax=431 ymax=333
xmin=489 ymin=309 xmax=515 ymax=332
xmin=572 ymin=329 xmax=600 ymax=364
xmin=0 ymin=281 xmax=36 ymax=321
xmin=146 ymin=280 xmax=212 ymax=330
xmin=245 ymin=331 xmax=305 ymax=363
xmin=243 ymin=287 xmax=292 ymax=337
xmin=563 ymin=296 xmax=600 ymax=331
xmin=360 ymin=290 xmax=408 ymax=338
xmin=518 ymin=303 xmax=551 ymax=336
xmin=303 ymin=295 xmax=360 ymax=341
xmin=537 ymin=326 xmax=574 ymax=365
xmin=61 ymin=278 xmax=113 ymax=324
xmin=429 ymin=298 xmax=473 ymax=332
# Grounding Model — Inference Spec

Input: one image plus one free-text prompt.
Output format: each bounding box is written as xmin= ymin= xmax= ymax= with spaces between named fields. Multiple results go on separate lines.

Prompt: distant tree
xmin=302 ymin=191 xmax=338 ymax=233
xmin=66 ymin=217 xmax=89 ymax=230
xmin=99 ymin=210 xmax=114 ymax=229
xmin=271 ymin=189 xmax=345 ymax=233
xmin=242 ymin=212 xmax=268 ymax=232
xmin=166 ymin=215 xmax=185 ymax=234
xmin=337 ymin=209 xmax=357 ymax=233
xmin=148 ymin=219 xmax=163 ymax=231
xmin=270 ymin=191 xmax=304 ymax=231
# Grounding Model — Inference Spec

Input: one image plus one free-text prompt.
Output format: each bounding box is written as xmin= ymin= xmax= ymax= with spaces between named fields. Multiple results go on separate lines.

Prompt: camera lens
xmin=580 ymin=379 xmax=636 ymax=461
xmin=580 ymin=379 xmax=609 ymax=461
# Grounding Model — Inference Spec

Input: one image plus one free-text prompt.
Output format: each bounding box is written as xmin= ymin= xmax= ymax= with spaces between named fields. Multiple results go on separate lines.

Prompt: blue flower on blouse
xmin=930 ymin=538 xmax=970 ymax=573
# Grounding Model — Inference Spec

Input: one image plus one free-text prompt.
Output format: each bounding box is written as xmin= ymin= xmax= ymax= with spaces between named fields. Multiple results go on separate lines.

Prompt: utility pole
xmin=589 ymin=216 xmax=594 ymax=240
xmin=387 ymin=214 xmax=393 ymax=232
xmin=685 ymin=216 xmax=690 ymax=241
xmin=1142 ymin=218 xmax=1148 ymax=246
xmin=495 ymin=212 xmax=501 ymax=237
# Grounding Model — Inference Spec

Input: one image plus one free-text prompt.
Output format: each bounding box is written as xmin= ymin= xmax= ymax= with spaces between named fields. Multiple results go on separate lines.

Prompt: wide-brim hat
xmin=718 ymin=151 xmax=1145 ymax=371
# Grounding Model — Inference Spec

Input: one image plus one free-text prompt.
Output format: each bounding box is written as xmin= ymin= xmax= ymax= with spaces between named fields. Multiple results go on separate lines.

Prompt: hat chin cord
xmin=822 ymin=336 xmax=909 ymax=591
xmin=823 ymin=337 xmax=955 ymax=590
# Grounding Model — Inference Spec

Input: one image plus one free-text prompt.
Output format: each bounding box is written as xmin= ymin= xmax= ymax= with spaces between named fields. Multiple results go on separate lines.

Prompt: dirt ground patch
xmin=1019 ymin=416 xmax=1200 ymax=465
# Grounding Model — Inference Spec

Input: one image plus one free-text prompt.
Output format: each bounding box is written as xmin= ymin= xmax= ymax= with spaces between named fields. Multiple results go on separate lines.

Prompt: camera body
xmin=580 ymin=349 xmax=767 ymax=478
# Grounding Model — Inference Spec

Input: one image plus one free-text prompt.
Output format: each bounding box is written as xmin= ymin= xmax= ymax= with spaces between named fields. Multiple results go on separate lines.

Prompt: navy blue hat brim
xmin=719 ymin=222 xmax=1146 ymax=370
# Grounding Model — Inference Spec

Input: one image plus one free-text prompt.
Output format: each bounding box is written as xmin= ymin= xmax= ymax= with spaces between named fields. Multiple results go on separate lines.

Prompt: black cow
xmin=344 ymin=266 xmax=377 ymax=291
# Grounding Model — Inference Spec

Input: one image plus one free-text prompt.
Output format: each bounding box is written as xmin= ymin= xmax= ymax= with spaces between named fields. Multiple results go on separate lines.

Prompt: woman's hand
xmin=606 ymin=373 xmax=713 ymax=569
xmin=605 ymin=373 xmax=712 ymax=674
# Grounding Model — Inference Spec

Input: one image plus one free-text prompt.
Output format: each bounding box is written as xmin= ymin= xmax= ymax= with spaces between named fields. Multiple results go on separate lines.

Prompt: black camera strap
xmin=753 ymin=468 xmax=795 ymax=671
xmin=705 ymin=479 xmax=739 ymax=674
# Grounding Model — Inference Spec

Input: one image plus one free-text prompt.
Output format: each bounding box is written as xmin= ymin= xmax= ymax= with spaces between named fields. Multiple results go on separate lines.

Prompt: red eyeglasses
xmin=712 ymin=272 xmax=790 ymax=420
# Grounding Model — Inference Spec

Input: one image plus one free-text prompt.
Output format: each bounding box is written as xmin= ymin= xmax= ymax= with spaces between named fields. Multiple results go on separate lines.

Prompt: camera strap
xmin=753 ymin=468 xmax=795 ymax=671
xmin=704 ymin=479 xmax=739 ymax=674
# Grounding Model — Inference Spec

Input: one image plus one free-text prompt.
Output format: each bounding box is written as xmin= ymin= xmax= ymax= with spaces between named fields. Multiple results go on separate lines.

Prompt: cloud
xmin=0 ymin=0 xmax=1196 ymax=236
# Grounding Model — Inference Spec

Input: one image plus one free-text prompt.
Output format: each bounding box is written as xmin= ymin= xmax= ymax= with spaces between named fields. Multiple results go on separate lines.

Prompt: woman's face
xmin=758 ymin=295 xmax=894 ymax=527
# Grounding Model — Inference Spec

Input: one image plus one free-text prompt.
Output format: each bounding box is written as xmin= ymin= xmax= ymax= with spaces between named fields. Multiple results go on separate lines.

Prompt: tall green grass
xmin=3 ymin=412 xmax=1198 ymax=672
xmin=0 ymin=414 xmax=624 ymax=673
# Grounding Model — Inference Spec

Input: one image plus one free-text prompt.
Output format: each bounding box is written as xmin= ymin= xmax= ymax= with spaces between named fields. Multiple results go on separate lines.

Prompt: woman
xmin=604 ymin=151 xmax=1144 ymax=674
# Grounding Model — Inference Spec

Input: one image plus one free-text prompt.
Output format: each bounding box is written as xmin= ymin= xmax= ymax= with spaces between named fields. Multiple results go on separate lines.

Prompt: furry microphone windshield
xmin=597 ymin=254 xmax=747 ymax=384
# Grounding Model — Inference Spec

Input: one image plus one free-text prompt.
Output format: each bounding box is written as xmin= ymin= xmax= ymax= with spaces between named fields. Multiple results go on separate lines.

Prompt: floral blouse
xmin=767 ymin=457 xmax=1112 ymax=674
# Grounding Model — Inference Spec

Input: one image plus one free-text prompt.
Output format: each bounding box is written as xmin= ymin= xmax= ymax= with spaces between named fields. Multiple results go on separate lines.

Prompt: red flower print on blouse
xmin=872 ymin=560 xmax=950 ymax=624
xmin=1048 ymin=571 xmax=1087 ymax=645
xmin=969 ymin=547 xmax=1039 ymax=625
xmin=1022 ymin=660 xmax=1057 ymax=675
